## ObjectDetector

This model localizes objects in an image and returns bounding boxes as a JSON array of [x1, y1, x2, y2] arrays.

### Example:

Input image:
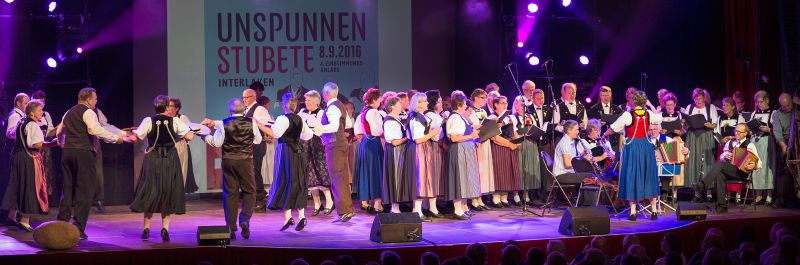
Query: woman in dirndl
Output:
[[299, 91, 335, 216], [382, 95, 413, 214], [682, 88, 718, 188], [512, 96, 541, 204], [267, 93, 314, 231], [424, 90, 446, 217], [750, 90, 776, 205], [604, 90, 662, 221], [468, 89, 494, 211], [354, 88, 385, 213], [487, 96, 521, 207], [168, 98, 199, 193], [1, 100, 55, 232], [405, 93, 443, 222], [130, 95, 194, 241], [444, 93, 481, 220]]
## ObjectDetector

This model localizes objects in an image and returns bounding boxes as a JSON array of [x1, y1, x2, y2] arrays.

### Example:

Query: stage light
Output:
[[517, 42, 524, 48], [527, 3, 538, 13], [579, 55, 589, 65], [46, 57, 57, 68], [76, 47, 83, 54], [562, 0, 571, 7], [4, 0, 14, 4], [48, 1, 57, 12], [528, 56, 540, 66], [585, 98, 592, 104]]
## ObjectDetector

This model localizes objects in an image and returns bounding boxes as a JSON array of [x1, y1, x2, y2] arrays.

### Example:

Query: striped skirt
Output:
[[491, 142, 520, 191], [382, 143, 415, 203], [518, 139, 541, 190], [445, 141, 480, 201], [477, 140, 496, 194], [405, 140, 442, 198]]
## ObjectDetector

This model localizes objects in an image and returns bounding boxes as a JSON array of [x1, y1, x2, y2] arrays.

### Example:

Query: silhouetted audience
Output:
[[467, 243, 488, 265], [421, 252, 441, 265], [381, 250, 401, 265], [525, 247, 546, 265]]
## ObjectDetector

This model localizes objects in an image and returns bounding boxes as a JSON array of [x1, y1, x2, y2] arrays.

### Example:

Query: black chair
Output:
[[725, 172, 756, 212], [540, 151, 589, 210]]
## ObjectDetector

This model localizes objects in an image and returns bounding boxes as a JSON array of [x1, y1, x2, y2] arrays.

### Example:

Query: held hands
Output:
[[759, 125, 770, 133], [704, 122, 717, 129], [722, 136, 733, 144]]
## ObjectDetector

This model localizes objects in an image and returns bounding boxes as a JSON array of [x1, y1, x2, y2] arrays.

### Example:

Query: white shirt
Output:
[[609, 110, 663, 134], [721, 138, 762, 170], [345, 111, 354, 129], [383, 117, 404, 142], [446, 113, 468, 136], [8, 120, 46, 148], [553, 135, 586, 176], [601, 103, 612, 115], [363, 108, 384, 137], [468, 107, 488, 126], [321, 98, 342, 134], [553, 99, 589, 126], [531, 104, 547, 127], [409, 113, 430, 141], [245, 103, 272, 126], [715, 113, 745, 135], [580, 137, 615, 157], [132, 116, 192, 141], [5, 108, 24, 140], [353, 112, 364, 136], [40, 111, 55, 136], [97, 109, 127, 137], [271, 114, 313, 141], [57, 106, 121, 144], [683, 104, 719, 123], [425, 111, 444, 141], [203, 114, 263, 147]]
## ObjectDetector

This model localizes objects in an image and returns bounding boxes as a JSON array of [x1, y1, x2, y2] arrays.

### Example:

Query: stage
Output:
[[1, 199, 799, 265]]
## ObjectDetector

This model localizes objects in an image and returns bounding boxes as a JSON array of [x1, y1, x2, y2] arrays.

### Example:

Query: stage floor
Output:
[[2, 199, 799, 256]]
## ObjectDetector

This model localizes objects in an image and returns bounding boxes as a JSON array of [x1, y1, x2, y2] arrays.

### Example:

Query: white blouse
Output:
[[446, 113, 468, 136], [683, 104, 719, 123], [21, 121, 45, 148], [383, 118, 404, 142], [272, 115, 313, 141], [425, 111, 444, 141], [353, 112, 364, 136], [609, 110, 663, 134], [364, 108, 384, 137], [132, 116, 192, 140], [409, 113, 430, 141]]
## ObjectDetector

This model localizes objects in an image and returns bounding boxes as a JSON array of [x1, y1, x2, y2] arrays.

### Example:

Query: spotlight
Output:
[[4, 0, 14, 4], [527, 3, 538, 13], [562, 0, 571, 7], [517, 42, 524, 48], [585, 98, 592, 104], [528, 56, 540, 66], [76, 47, 83, 54], [46, 57, 57, 68], [579, 55, 589, 65], [48, 1, 57, 12]]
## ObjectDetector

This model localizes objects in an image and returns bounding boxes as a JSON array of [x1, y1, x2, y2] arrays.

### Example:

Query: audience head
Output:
[[771, 222, 788, 244], [501, 244, 522, 265], [381, 250, 401, 265], [589, 236, 609, 253], [289, 258, 309, 265], [441, 259, 460, 265], [466, 243, 487, 265], [335, 255, 356, 265], [421, 252, 440, 265], [456, 256, 474, 265], [739, 247, 758, 265], [736, 225, 756, 245], [620, 253, 642, 265], [780, 235, 799, 265], [663, 252, 683, 265], [627, 244, 648, 264], [660, 232, 681, 254], [585, 247, 608, 265], [622, 234, 641, 253], [702, 247, 727, 265], [320, 260, 335, 265], [701, 230, 724, 252], [525, 247, 545, 265], [545, 252, 567, 265]]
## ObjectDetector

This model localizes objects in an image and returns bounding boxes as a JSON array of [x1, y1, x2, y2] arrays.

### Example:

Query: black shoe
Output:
[[501, 202, 511, 208], [323, 205, 335, 216], [453, 214, 469, 220], [295, 218, 307, 231], [95, 201, 106, 213], [18, 223, 33, 232], [651, 212, 658, 220], [312, 205, 322, 216], [280, 218, 295, 231], [161, 228, 170, 242], [239, 222, 250, 239], [493, 202, 506, 209], [430, 211, 444, 218], [141, 228, 150, 240], [420, 215, 433, 222], [468, 204, 483, 212], [338, 213, 355, 223], [80, 231, 88, 240], [481, 204, 492, 210], [627, 214, 637, 221]]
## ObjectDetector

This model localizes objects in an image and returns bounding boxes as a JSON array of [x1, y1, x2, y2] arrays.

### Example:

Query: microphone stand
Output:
[[539, 60, 562, 216]]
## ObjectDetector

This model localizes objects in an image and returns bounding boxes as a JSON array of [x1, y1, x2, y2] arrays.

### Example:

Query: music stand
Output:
[[572, 158, 619, 216]]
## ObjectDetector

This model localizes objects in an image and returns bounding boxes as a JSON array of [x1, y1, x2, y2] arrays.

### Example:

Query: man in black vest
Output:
[[529, 88, 556, 201], [202, 98, 267, 239], [692, 124, 760, 213], [57, 87, 126, 240], [319, 82, 355, 222], [587, 86, 623, 153], [243, 88, 272, 212]]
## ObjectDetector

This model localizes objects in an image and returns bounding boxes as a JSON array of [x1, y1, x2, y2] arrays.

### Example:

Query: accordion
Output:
[[731, 147, 759, 173], [656, 139, 685, 164]]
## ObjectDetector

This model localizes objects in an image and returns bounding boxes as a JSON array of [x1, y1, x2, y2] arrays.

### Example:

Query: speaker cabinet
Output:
[[369, 213, 422, 243], [676, 202, 707, 221], [558, 206, 610, 236], [197, 226, 231, 246]]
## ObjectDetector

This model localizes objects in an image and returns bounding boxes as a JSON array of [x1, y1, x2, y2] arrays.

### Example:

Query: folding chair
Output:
[[539, 151, 585, 214]]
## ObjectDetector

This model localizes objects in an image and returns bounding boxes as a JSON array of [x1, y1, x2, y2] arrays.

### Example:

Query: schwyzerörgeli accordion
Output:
[[657, 139, 685, 164], [731, 147, 759, 173]]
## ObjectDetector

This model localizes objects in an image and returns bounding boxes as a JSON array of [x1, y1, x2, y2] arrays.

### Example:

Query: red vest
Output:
[[625, 110, 649, 139]]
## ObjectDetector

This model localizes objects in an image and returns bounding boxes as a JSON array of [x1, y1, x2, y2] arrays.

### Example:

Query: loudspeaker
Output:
[[558, 206, 610, 236], [369, 213, 422, 243], [676, 202, 707, 221], [197, 226, 231, 246]]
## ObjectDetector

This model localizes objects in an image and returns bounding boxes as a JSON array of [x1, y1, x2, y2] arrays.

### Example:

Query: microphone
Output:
[[542, 59, 553, 67], [640, 72, 648, 78], [504, 62, 515, 69]]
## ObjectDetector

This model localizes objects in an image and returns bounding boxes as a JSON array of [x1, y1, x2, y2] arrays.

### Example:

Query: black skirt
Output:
[[1, 151, 47, 215], [267, 142, 308, 210], [130, 147, 186, 215]]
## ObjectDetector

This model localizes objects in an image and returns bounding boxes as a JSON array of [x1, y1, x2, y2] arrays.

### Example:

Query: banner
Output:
[[204, 0, 379, 119]]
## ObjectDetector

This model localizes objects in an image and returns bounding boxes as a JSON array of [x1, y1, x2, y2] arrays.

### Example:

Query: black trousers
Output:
[[222, 159, 255, 231], [774, 153, 798, 207], [93, 142, 104, 202], [58, 149, 96, 232], [701, 162, 747, 205], [252, 142, 267, 203]]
